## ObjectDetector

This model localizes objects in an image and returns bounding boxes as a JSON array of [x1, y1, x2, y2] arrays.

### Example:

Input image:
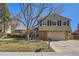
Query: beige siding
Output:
[[39, 26, 71, 32]]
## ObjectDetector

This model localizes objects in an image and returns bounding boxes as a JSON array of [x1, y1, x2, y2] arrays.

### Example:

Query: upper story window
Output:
[[63, 21, 69, 26], [67, 21, 69, 26], [47, 20, 57, 26], [50, 20, 52, 26], [47, 20, 52, 26], [40, 22, 42, 26], [47, 20, 50, 26], [63, 22, 66, 26], [57, 20, 62, 26], [43, 22, 46, 26], [52, 21, 56, 26]]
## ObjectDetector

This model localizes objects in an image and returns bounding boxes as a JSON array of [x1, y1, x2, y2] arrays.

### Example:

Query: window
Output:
[[43, 22, 46, 26], [52, 21, 56, 25], [47, 20, 58, 26], [50, 20, 52, 26], [63, 22, 66, 25], [40, 22, 42, 26], [67, 21, 69, 26], [57, 20, 62, 26], [47, 20, 52, 26], [47, 20, 50, 26], [58, 20, 60, 26]]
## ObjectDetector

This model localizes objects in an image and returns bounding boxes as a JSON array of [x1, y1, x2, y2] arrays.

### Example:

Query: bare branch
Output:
[[53, 5, 64, 14], [11, 14, 27, 29], [32, 8, 53, 27], [31, 4, 48, 27], [19, 4, 28, 25], [17, 3, 64, 40]]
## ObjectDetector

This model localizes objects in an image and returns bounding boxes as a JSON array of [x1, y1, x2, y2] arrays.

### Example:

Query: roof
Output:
[[39, 13, 71, 23], [15, 26, 26, 30], [50, 14, 71, 21]]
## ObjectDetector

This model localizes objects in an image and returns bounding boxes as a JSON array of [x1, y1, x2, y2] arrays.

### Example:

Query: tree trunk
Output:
[[27, 33, 30, 40], [26, 29, 30, 40]]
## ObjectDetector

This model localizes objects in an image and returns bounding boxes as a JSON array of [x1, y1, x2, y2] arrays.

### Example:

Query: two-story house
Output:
[[38, 14, 71, 40]]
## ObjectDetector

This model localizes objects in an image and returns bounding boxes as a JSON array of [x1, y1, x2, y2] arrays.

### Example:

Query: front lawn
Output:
[[0, 39, 54, 52]]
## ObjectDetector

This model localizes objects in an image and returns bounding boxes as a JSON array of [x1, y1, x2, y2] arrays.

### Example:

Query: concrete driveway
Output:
[[50, 40, 79, 52]]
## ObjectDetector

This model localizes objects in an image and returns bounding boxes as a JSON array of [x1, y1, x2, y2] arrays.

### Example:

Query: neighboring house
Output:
[[72, 23, 79, 39], [7, 17, 20, 34], [72, 23, 79, 35], [14, 26, 27, 33], [0, 3, 10, 37], [38, 14, 71, 40]]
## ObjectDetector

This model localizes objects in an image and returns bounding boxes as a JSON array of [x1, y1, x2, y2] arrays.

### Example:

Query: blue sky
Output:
[[7, 3, 79, 32]]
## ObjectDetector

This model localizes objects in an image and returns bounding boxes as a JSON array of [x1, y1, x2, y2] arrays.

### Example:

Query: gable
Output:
[[45, 14, 70, 21], [39, 14, 71, 23]]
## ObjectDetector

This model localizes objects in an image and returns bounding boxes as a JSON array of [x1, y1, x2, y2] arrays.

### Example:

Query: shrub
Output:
[[73, 35, 79, 39], [7, 33, 26, 38]]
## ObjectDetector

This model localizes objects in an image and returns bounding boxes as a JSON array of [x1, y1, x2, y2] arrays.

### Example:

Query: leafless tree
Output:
[[14, 3, 64, 40], [53, 5, 64, 14], [15, 3, 53, 40]]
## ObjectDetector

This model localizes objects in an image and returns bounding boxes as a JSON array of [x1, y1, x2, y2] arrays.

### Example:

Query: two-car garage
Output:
[[39, 31, 67, 41]]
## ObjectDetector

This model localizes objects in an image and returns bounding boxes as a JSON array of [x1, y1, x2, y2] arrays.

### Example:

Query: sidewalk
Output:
[[0, 52, 79, 56]]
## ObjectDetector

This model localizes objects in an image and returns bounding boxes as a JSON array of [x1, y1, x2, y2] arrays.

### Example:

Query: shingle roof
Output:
[[39, 13, 71, 22], [15, 26, 26, 30], [49, 13, 71, 21]]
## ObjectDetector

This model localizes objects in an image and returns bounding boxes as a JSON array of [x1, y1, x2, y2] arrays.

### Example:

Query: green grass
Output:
[[0, 39, 54, 52]]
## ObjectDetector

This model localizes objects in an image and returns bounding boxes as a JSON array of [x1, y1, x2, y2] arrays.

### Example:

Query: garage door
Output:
[[39, 31, 47, 40], [47, 32, 65, 40]]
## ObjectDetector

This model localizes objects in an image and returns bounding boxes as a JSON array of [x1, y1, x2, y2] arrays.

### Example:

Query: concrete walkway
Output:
[[50, 40, 79, 53]]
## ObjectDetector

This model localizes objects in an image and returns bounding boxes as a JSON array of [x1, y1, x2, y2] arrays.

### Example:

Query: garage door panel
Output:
[[39, 31, 47, 40], [47, 32, 65, 40]]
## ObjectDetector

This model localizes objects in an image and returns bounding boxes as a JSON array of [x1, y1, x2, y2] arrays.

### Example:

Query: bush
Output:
[[73, 35, 79, 39], [7, 33, 26, 38]]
